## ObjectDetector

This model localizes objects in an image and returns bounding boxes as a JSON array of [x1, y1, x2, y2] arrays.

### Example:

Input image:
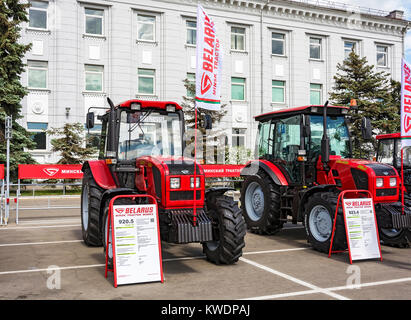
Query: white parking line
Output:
[[239, 257, 350, 300], [17, 219, 80, 225], [0, 224, 81, 230], [0, 240, 83, 247]]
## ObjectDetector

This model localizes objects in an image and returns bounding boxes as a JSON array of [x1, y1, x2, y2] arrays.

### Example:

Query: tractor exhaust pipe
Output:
[[321, 101, 330, 166], [107, 97, 116, 156]]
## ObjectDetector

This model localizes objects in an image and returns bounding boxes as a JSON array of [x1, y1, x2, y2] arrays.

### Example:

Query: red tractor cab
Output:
[[240, 103, 411, 250], [81, 98, 246, 265]]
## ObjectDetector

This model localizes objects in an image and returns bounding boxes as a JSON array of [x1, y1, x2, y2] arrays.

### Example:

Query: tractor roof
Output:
[[255, 105, 349, 122], [376, 132, 401, 140], [117, 99, 183, 110]]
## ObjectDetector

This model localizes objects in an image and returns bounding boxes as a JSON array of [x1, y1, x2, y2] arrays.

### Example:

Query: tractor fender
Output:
[[82, 160, 116, 190], [240, 160, 288, 186], [205, 187, 236, 202], [298, 184, 338, 221], [101, 188, 139, 214]]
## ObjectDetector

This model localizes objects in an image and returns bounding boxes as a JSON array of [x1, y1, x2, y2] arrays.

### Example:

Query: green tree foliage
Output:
[[329, 51, 400, 159], [181, 78, 228, 163], [0, 0, 36, 181], [47, 123, 97, 164]]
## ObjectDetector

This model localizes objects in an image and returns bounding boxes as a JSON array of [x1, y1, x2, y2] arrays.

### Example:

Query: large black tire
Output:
[[81, 168, 104, 246], [240, 170, 283, 235], [376, 204, 410, 248], [203, 195, 246, 264], [304, 192, 347, 253]]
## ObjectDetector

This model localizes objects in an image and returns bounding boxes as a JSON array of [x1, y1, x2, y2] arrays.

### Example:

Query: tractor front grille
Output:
[[376, 189, 397, 197], [170, 191, 201, 201]]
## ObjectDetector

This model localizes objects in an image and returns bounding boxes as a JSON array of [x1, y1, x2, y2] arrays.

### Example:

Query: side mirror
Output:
[[86, 112, 95, 129], [302, 115, 311, 137], [361, 117, 372, 140], [202, 114, 212, 130]]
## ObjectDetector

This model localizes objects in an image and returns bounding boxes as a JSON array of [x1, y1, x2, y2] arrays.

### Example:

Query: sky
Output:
[[341, 0, 411, 62]]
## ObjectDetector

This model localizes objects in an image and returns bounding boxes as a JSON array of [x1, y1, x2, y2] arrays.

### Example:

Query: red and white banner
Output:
[[18, 164, 83, 179], [195, 5, 222, 111], [0, 164, 4, 180], [401, 58, 411, 148], [202, 164, 244, 178]]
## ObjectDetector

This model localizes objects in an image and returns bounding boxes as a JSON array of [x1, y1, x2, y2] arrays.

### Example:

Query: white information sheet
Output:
[[342, 198, 381, 261], [112, 204, 163, 285]]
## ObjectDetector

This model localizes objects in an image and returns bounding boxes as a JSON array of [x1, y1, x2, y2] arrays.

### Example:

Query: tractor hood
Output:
[[136, 156, 203, 176], [329, 157, 400, 203]]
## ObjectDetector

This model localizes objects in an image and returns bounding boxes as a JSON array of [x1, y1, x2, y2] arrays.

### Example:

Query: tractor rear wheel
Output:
[[304, 192, 347, 253], [241, 170, 283, 235], [203, 195, 246, 264], [81, 168, 104, 246]]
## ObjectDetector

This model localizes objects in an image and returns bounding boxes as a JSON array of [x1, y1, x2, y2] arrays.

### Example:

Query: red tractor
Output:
[[376, 132, 411, 245], [81, 98, 246, 264], [240, 102, 411, 251]]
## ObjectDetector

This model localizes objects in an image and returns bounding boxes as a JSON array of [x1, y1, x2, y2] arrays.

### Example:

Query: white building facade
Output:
[[19, 0, 409, 163]]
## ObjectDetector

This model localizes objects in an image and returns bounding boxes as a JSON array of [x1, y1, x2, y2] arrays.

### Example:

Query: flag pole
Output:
[[193, 107, 198, 227], [401, 146, 405, 215]]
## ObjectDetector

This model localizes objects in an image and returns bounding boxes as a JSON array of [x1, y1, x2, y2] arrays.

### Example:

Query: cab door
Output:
[[272, 115, 302, 184]]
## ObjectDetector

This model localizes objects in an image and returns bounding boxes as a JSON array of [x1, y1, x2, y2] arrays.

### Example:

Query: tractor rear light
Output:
[[297, 156, 307, 162], [190, 177, 200, 188], [389, 177, 397, 187], [105, 158, 117, 165], [130, 102, 141, 110], [170, 177, 180, 189], [166, 105, 176, 112], [376, 178, 384, 188]]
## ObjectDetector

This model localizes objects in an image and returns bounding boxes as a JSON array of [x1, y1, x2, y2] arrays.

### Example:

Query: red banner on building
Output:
[[0, 164, 4, 180], [18, 164, 83, 179], [202, 164, 244, 178]]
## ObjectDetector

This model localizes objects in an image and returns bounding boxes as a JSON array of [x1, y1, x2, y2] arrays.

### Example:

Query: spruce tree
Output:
[[181, 78, 228, 163], [46, 123, 98, 164], [0, 0, 36, 181], [329, 51, 399, 159]]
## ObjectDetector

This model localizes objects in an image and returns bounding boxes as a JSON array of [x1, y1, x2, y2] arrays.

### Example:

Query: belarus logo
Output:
[[43, 168, 59, 177], [345, 201, 352, 207], [404, 114, 411, 133], [115, 208, 125, 214], [201, 73, 212, 95]]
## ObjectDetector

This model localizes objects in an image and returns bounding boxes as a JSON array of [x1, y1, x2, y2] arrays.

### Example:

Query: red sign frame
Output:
[[18, 164, 83, 179], [0, 164, 4, 180]]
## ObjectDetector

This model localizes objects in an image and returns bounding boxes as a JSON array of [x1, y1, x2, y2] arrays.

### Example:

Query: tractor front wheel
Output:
[[304, 192, 347, 253], [203, 195, 246, 264]]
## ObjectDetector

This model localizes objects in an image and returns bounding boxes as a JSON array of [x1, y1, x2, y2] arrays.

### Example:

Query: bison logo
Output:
[[43, 168, 59, 177], [115, 208, 125, 214], [200, 73, 212, 95]]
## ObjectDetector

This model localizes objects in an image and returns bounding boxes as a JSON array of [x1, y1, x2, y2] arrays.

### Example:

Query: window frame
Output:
[[310, 83, 323, 105], [138, 68, 156, 95], [84, 8, 104, 36], [230, 26, 246, 51], [137, 14, 156, 42], [272, 80, 286, 104], [232, 128, 246, 148], [344, 41, 357, 59], [376, 45, 389, 67], [84, 64, 104, 93], [231, 77, 246, 101], [309, 37, 322, 60], [272, 32, 285, 56], [27, 60, 48, 89], [28, 1, 48, 30], [186, 20, 197, 46], [186, 72, 195, 98], [27, 122, 48, 151]]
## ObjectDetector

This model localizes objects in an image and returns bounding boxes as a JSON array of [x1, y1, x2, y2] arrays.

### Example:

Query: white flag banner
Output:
[[195, 5, 222, 111], [401, 58, 411, 148]]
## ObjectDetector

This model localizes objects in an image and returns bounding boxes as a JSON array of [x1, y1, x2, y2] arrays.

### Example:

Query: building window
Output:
[[138, 68, 155, 94], [86, 124, 102, 149], [186, 20, 196, 45], [272, 80, 285, 103], [344, 41, 357, 59], [310, 84, 322, 105], [186, 73, 195, 98], [309, 37, 322, 60], [272, 33, 285, 55], [137, 14, 155, 41], [85, 65, 104, 92], [29, 1, 48, 30], [231, 26, 245, 51], [28, 60, 48, 89], [85, 8, 103, 35], [377, 45, 388, 67], [232, 128, 246, 147], [27, 122, 48, 150], [231, 77, 245, 101]]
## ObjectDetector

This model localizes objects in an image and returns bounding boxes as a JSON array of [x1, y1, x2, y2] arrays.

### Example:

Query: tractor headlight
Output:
[[389, 177, 397, 187], [170, 177, 180, 189], [376, 178, 384, 188], [190, 177, 200, 188], [130, 102, 141, 110], [166, 104, 176, 112]]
